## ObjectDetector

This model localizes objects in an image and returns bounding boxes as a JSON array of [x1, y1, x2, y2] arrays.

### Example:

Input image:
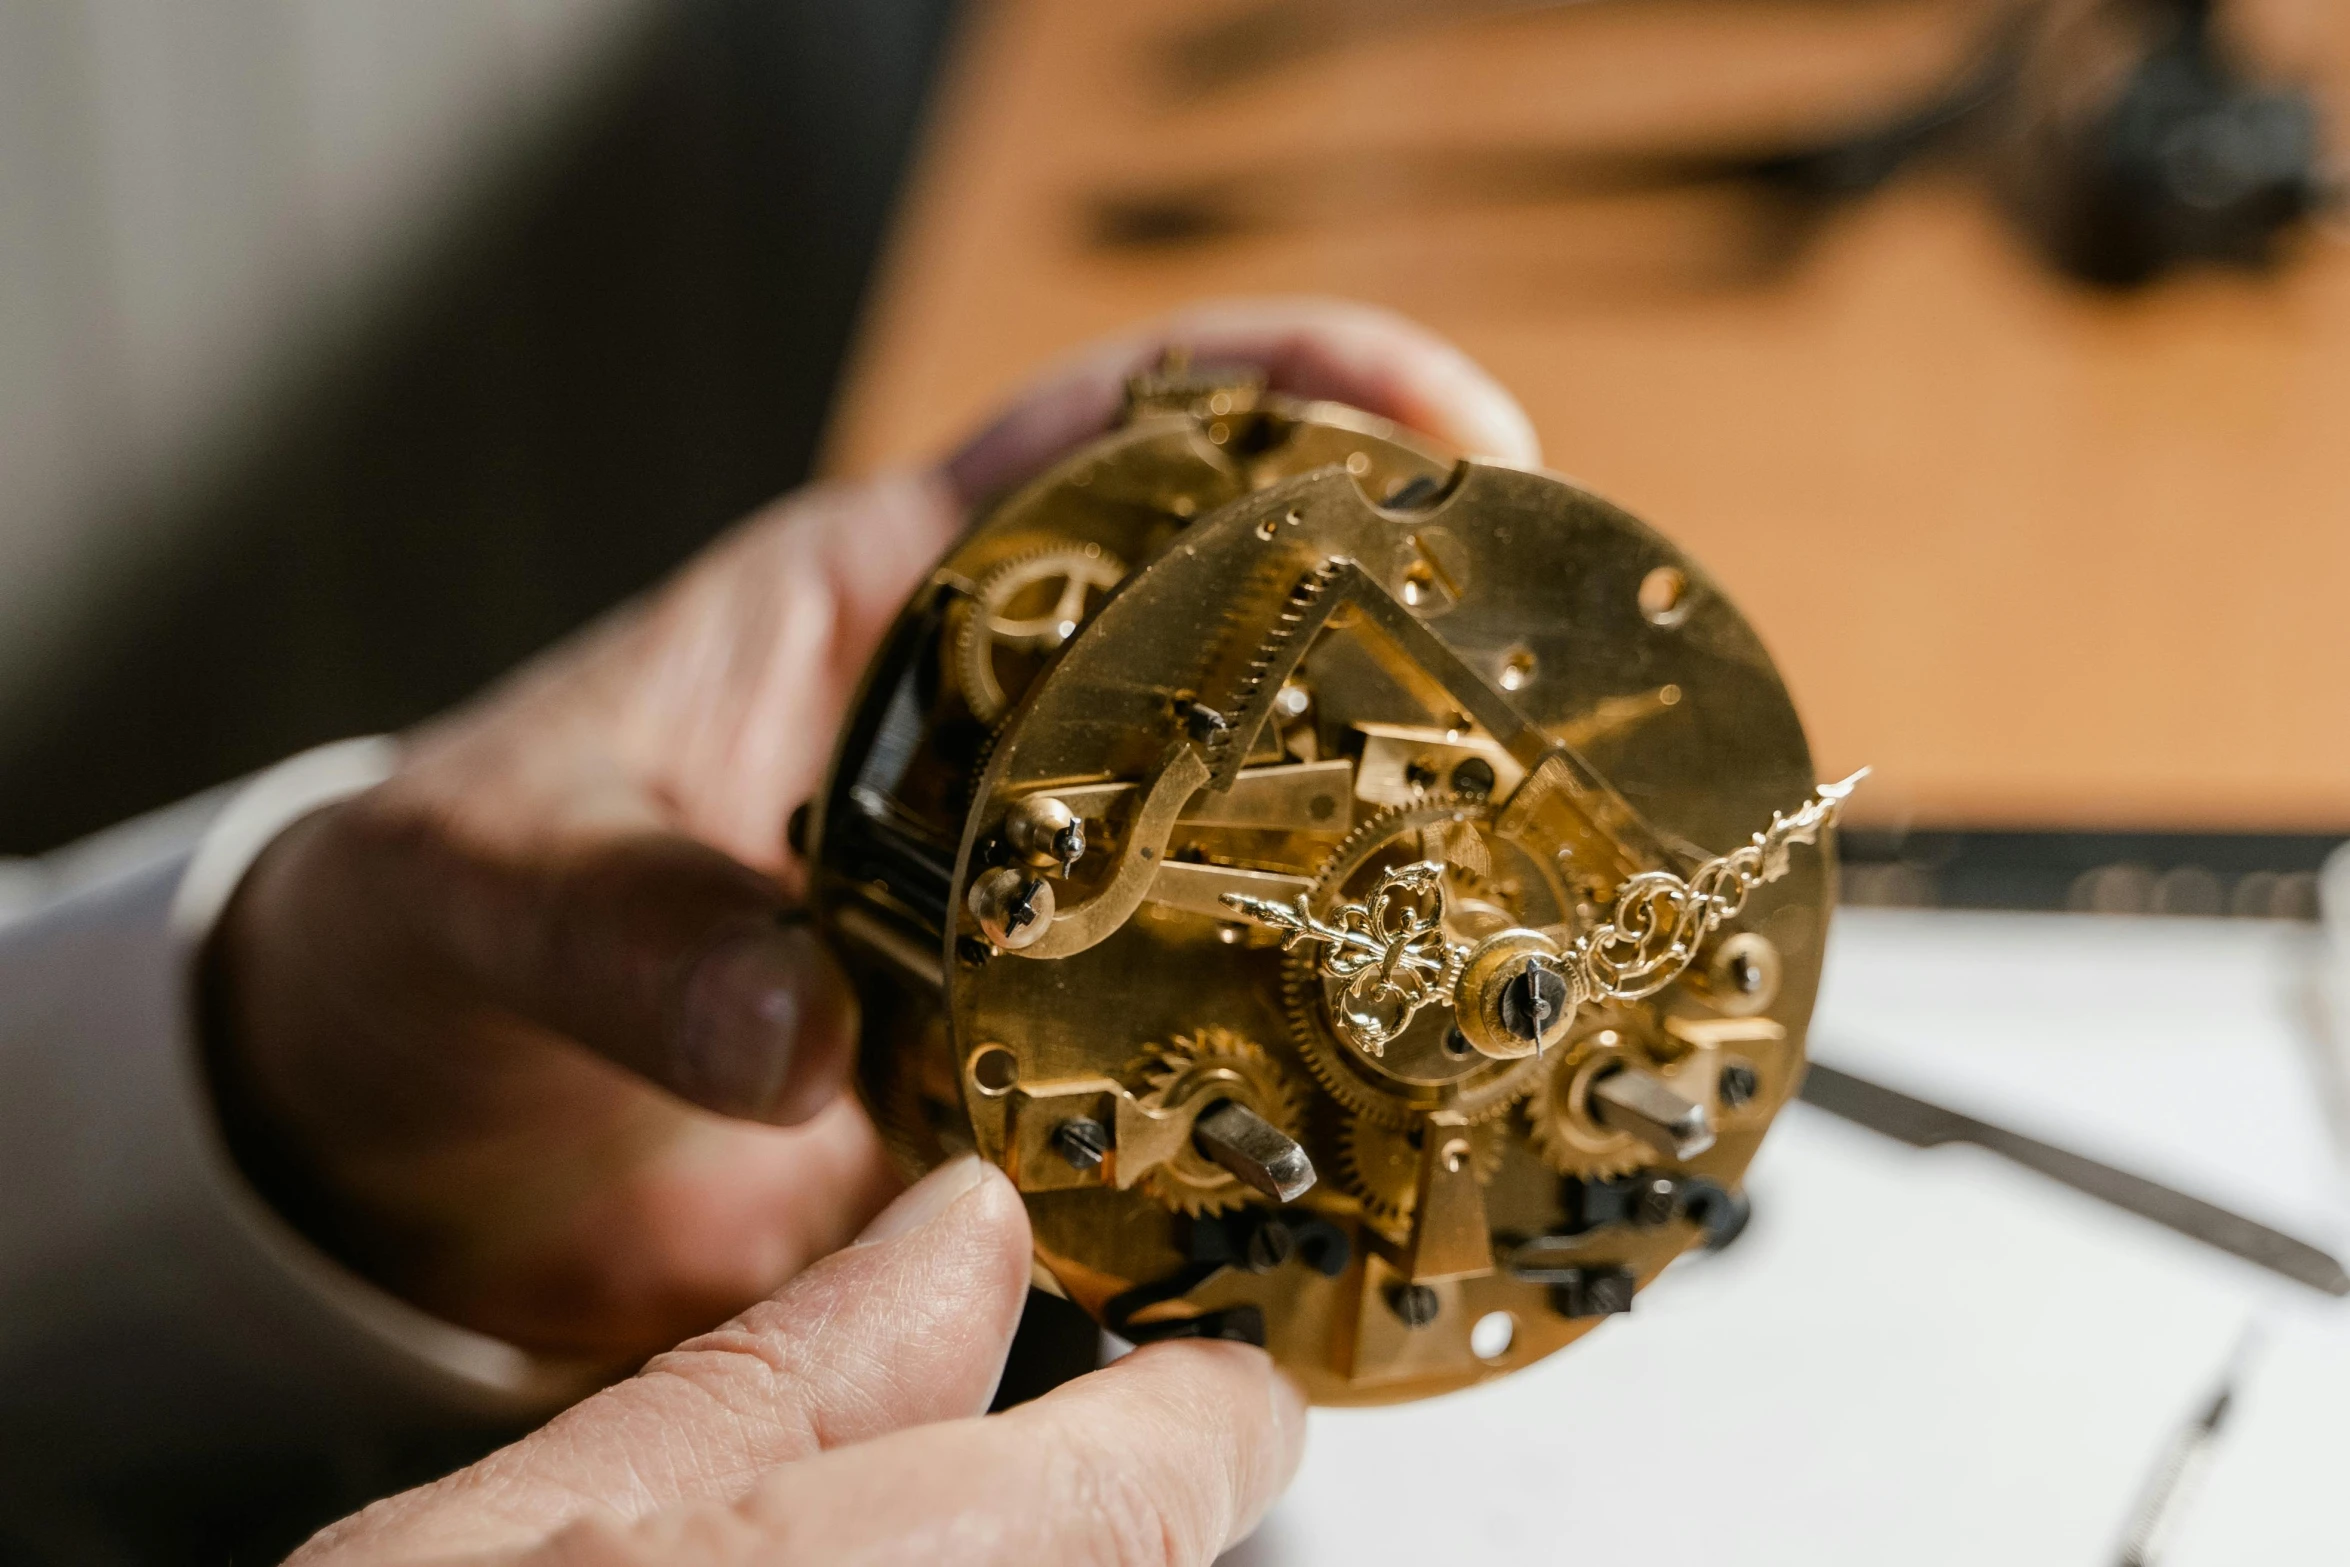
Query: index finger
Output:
[[944, 295, 1540, 505]]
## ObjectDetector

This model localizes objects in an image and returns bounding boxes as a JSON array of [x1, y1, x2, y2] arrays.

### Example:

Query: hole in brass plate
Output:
[[969, 1043, 1018, 1096], [1638, 565, 1688, 626], [1399, 559, 1438, 607]]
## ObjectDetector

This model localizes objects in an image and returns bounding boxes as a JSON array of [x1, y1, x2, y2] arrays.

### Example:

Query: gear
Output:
[[1524, 1014, 1652, 1180], [1281, 797, 1551, 1128], [1130, 1027, 1305, 1217], [953, 542, 1127, 723], [1338, 1113, 1504, 1235]]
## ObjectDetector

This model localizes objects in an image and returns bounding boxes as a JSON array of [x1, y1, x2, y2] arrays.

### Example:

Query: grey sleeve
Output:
[[0, 741, 593, 1555]]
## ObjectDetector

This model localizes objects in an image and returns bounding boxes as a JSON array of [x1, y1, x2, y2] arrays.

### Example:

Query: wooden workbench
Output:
[[826, 0, 2347, 831]]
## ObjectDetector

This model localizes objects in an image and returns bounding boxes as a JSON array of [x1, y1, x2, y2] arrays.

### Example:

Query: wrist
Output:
[[170, 739, 403, 1289], [197, 801, 391, 1278]]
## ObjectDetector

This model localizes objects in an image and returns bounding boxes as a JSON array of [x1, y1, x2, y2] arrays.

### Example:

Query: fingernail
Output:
[[855, 1154, 994, 1247], [1442, 364, 1541, 468], [675, 925, 848, 1120]]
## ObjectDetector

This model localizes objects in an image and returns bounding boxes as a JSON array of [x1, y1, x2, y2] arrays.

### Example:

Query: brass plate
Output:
[[811, 380, 1836, 1404]]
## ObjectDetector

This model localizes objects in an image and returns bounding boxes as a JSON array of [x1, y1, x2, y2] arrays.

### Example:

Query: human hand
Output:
[[292, 1157, 1308, 1566], [205, 298, 1540, 1360]]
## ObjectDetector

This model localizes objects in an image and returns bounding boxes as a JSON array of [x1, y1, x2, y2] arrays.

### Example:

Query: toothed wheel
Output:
[[1338, 1114, 1505, 1236], [1130, 1028, 1304, 1217], [1282, 797, 1557, 1128], [952, 542, 1127, 723], [816, 388, 1843, 1406], [1524, 1014, 1651, 1180]]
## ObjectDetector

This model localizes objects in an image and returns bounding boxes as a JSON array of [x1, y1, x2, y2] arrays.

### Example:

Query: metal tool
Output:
[[2112, 1324, 2263, 1567], [1801, 1061, 2350, 1296]]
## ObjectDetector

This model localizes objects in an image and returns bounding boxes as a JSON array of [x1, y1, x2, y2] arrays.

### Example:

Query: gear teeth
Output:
[[1523, 1021, 1651, 1180], [953, 540, 1127, 724], [1280, 795, 1546, 1129], [1129, 1028, 1306, 1217], [1338, 1114, 1503, 1235], [1202, 559, 1344, 765]]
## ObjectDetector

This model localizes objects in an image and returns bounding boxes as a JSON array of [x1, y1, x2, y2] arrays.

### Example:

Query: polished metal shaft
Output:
[[1194, 1100, 1317, 1203], [1591, 1068, 1716, 1160]]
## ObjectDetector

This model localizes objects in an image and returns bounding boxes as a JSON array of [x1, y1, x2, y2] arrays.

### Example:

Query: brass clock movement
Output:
[[807, 364, 1857, 1404]]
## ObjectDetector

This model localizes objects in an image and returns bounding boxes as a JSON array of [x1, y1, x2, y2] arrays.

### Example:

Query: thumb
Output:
[[312, 785, 861, 1124], [292, 1156, 1034, 1564], [472, 827, 861, 1126]]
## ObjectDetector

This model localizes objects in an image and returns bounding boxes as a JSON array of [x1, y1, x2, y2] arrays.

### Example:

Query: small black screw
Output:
[[1242, 1218, 1295, 1274], [1552, 1265, 1636, 1320], [1633, 1175, 1678, 1228], [1184, 702, 1232, 743], [1442, 1026, 1474, 1060], [1388, 1282, 1442, 1328], [1498, 963, 1570, 1043], [1052, 1117, 1111, 1171], [1719, 1061, 1760, 1109], [1004, 877, 1047, 935]]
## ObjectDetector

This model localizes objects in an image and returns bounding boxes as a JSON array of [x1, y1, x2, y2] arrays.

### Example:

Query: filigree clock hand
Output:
[[1224, 771, 1867, 1059]]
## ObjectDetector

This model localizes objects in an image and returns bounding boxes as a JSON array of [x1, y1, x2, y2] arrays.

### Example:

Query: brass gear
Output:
[[1524, 1013, 1651, 1180], [1338, 1113, 1505, 1236], [1130, 1027, 1305, 1217], [1282, 797, 1552, 1128], [952, 542, 1127, 723]]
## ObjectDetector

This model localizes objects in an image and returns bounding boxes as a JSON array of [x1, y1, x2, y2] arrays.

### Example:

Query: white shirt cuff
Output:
[[169, 737, 608, 1410], [0, 738, 601, 1493]]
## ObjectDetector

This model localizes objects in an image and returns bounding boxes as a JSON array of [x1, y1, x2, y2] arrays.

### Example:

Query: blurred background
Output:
[[0, 0, 954, 860], [6, 0, 2347, 918], [6, 2, 2350, 1563]]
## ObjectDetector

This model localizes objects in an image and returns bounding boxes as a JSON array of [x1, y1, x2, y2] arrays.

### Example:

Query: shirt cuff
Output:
[[0, 737, 599, 1497], [169, 737, 609, 1412]]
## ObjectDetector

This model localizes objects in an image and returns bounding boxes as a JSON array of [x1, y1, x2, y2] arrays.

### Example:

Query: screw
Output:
[[1632, 1175, 1678, 1227], [1719, 1060, 1760, 1109], [1553, 1265, 1636, 1319], [1242, 1217, 1295, 1274], [1498, 962, 1570, 1044], [1184, 702, 1232, 743], [1004, 796, 1086, 875], [1706, 932, 1781, 1011], [966, 867, 1055, 950], [1388, 1282, 1442, 1328], [1052, 1117, 1110, 1171]]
